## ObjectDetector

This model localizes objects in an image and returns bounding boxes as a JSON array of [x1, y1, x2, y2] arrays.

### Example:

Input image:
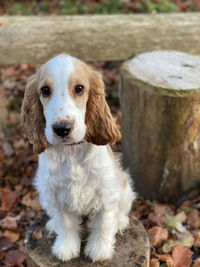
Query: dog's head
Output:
[[21, 55, 121, 153]]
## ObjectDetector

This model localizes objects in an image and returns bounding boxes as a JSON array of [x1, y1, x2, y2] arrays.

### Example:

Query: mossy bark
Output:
[[120, 51, 200, 202], [0, 14, 200, 63], [0, 84, 8, 131]]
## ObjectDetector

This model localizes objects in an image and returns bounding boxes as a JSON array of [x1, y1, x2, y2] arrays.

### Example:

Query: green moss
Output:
[[145, 0, 178, 13]]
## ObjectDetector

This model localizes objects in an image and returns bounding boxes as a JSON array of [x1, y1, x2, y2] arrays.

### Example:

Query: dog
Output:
[[21, 55, 135, 262]]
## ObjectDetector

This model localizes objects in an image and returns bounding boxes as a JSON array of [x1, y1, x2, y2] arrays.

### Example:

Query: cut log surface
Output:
[[25, 213, 150, 267], [1, 14, 200, 63], [120, 50, 200, 202]]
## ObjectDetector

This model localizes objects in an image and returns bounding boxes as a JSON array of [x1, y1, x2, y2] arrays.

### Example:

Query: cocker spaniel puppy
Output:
[[21, 55, 135, 262]]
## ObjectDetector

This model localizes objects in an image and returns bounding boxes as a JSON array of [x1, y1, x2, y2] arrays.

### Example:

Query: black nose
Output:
[[53, 122, 72, 137]]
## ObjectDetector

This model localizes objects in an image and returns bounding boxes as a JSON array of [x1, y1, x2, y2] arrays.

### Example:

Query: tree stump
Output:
[[25, 212, 150, 267], [120, 50, 200, 203], [0, 84, 8, 131]]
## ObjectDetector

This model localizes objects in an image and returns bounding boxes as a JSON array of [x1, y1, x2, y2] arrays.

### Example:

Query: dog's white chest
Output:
[[51, 159, 102, 215]]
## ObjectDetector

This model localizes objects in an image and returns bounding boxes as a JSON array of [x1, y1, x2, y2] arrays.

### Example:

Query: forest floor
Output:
[[0, 0, 200, 266], [0, 62, 200, 267]]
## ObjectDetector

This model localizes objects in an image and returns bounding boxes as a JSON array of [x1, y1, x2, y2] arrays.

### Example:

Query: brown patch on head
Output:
[[21, 61, 54, 154], [67, 58, 121, 145], [21, 71, 47, 154]]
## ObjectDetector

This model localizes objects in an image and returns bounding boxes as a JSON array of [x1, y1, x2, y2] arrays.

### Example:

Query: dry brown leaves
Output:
[[32, 229, 43, 241], [1, 192, 19, 211], [148, 226, 169, 247], [150, 258, 159, 267], [4, 249, 26, 266], [172, 245, 193, 267], [134, 197, 200, 266], [1, 62, 200, 266], [193, 258, 200, 267], [148, 202, 175, 226], [187, 209, 200, 229]]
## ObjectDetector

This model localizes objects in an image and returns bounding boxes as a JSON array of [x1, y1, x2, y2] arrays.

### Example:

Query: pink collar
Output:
[[65, 140, 84, 146]]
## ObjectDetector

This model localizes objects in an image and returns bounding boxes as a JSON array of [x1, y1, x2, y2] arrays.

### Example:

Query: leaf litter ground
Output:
[[0, 62, 200, 267]]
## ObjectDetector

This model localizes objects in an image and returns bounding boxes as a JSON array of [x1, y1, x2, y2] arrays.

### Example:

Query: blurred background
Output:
[[1, 0, 200, 14], [0, 1, 200, 266]]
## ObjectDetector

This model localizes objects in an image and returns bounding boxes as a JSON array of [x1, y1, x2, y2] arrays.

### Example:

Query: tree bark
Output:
[[120, 50, 200, 203], [25, 213, 150, 267], [0, 83, 8, 131], [0, 14, 200, 64]]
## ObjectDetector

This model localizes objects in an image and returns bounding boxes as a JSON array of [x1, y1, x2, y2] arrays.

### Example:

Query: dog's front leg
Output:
[[52, 211, 81, 262], [85, 209, 118, 262]]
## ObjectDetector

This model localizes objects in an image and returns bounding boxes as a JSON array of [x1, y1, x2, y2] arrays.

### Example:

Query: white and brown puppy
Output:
[[21, 55, 135, 262]]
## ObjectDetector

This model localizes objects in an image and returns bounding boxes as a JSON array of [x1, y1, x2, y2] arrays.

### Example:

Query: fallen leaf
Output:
[[4, 230, 20, 243], [172, 245, 193, 267], [1, 216, 18, 231], [150, 258, 159, 267], [154, 202, 174, 216], [187, 209, 200, 229], [148, 212, 164, 226], [1, 192, 19, 211], [165, 215, 186, 233], [134, 203, 151, 220], [156, 254, 174, 267], [192, 230, 200, 247], [193, 258, 200, 267], [180, 201, 191, 210], [2, 142, 14, 156], [21, 193, 41, 211], [148, 202, 175, 227], [0, 210, 7, 220], [176, 211, 187, 224], [4, 250, 26, 266], [32, 229, 43, 240], [162, 232, 194, 253], [16, 238, 24, 247], [148, 226, 169, 247], [0, 237, 15, 251]]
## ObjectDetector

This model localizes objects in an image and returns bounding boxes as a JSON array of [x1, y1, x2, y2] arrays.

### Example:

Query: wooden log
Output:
[[1, 14, 200, 64], [120, 50, 200, 203], [25, 212, 150, 267]]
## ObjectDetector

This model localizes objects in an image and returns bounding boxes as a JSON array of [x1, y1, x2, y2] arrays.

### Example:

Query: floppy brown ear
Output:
[[21, 74, 47, 154], [85, 70, 121, 145]]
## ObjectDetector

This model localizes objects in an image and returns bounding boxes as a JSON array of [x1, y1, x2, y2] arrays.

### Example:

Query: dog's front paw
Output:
[[52, 236, 80, 262], [118, 214, 130, 234], [84, 239, 114, 262]]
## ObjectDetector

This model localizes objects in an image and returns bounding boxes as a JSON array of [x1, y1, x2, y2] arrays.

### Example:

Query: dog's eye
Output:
[[41, 86, 50, 98], [74, 85, 84, 95]]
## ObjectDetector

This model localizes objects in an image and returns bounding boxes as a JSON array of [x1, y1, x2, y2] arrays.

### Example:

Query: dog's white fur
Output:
[[22, 55, 136, 262]]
